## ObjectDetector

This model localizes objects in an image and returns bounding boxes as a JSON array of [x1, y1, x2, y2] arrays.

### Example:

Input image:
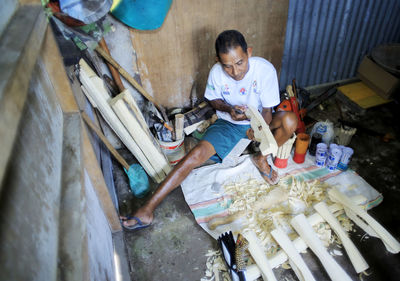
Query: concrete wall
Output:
[[0, 59, 63, 281], [0, 7, 120, 280], [0, 0, 18, 36]]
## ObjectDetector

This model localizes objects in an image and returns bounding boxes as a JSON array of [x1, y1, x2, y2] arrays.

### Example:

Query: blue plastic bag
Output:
[[124, 164, 149, 198], [111, 0, 173, 30]]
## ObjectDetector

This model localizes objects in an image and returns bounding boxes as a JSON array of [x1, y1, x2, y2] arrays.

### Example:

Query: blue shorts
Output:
[[201, 119, 250, 162]]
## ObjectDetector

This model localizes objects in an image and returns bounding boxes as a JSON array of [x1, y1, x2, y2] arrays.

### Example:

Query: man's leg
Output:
[[253, 111, 298, 184], [122, 140, 217, 227]]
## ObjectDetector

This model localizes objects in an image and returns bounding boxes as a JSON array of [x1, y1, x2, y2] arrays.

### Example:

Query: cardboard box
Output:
[[357, 56, 400, 99]]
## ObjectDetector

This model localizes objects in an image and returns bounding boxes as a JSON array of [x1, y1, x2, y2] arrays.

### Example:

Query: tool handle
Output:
[[150, 112, 173, 132], [95, 46, 161, 110], [98, 38, 125, 93], [82, 112, 131, 170]]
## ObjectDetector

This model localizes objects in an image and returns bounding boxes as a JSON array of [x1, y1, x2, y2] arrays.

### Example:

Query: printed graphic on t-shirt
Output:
[[252, 80, 259, 94], [207, 83, 215, 91], [239, 88, 247, 95], [222, 84, 230, 95]]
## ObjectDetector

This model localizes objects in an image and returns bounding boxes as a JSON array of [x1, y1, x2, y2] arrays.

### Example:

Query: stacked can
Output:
[[337, 147, 354, 170], [315, 143, 328, 167], [326, 145, 343, 171]]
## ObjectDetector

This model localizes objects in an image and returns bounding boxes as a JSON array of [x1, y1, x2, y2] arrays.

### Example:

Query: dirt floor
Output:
[[114, 92, 400, 281]]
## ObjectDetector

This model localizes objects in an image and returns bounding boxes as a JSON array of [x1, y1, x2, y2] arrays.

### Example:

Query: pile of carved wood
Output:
[[216, 179, 400, 281], [79, 59, 171, 183]]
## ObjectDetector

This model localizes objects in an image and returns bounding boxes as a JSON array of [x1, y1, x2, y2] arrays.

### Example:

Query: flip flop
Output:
[[121, 216, 151, 231], [259, 168, 280, 185], [251, 155, 280, 185]]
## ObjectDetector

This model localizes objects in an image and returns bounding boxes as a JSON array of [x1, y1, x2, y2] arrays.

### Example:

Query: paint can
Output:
[[337, 147, 354, 170], [159, 138, 185, 165], [316, 143, 328, 157], [315, 155, 327, 167], [326, 146, 342, 171], [315, 143, 328, 167]]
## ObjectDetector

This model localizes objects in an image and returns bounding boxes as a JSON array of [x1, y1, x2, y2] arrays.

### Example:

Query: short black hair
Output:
[[215, 30, 248, 59]]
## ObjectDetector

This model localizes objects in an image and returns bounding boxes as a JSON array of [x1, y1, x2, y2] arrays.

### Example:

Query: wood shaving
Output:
[[201, 250, 231, 281], [217, 176, 356, 272]]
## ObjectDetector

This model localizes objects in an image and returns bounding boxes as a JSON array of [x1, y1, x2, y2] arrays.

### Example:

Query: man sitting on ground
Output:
[[121, 30, 297, 230]]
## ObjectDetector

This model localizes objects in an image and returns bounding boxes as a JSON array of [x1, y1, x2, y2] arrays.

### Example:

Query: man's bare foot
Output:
[[251, 154, 280, 185], [120, 207, 153, 228]]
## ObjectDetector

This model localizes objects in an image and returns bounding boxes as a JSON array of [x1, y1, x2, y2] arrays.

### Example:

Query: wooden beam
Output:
[[81, 120, 122, 232], [174, 114, 184, 140]]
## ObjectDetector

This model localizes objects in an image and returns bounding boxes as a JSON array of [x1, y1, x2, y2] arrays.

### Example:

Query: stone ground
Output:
[[114, 91, 400, 281]]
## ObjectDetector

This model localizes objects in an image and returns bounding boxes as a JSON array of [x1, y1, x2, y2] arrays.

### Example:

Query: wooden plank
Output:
[[79, 59, 163, 183], [110, 94, 171, 176], [130, 0, 289, 108], [0, 5, 47, 187], [122, 89, 153, 140], [174, 114, 184, 140], [41, 27, 79, 113], [82, 112, 130, 171], [81, 121, 122, 232]]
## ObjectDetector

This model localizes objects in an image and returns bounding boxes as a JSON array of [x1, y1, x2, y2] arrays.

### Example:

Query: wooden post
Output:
[[174, 114, 184, 140]]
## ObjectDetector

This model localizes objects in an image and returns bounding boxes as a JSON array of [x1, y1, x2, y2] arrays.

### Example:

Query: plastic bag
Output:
[[124, 164, 149, 198], [310, 120, 335, 145]]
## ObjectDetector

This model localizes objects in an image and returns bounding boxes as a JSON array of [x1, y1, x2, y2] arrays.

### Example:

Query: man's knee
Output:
[[186, 140, 215, 166], [282, 111, 298, 134]]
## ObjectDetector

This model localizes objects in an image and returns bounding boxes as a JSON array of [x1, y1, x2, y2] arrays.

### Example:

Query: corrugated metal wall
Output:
[[279, 0, 400, 90]]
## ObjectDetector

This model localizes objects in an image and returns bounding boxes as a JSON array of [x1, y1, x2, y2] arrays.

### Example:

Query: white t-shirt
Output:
[[204, 57, 280, 125]]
